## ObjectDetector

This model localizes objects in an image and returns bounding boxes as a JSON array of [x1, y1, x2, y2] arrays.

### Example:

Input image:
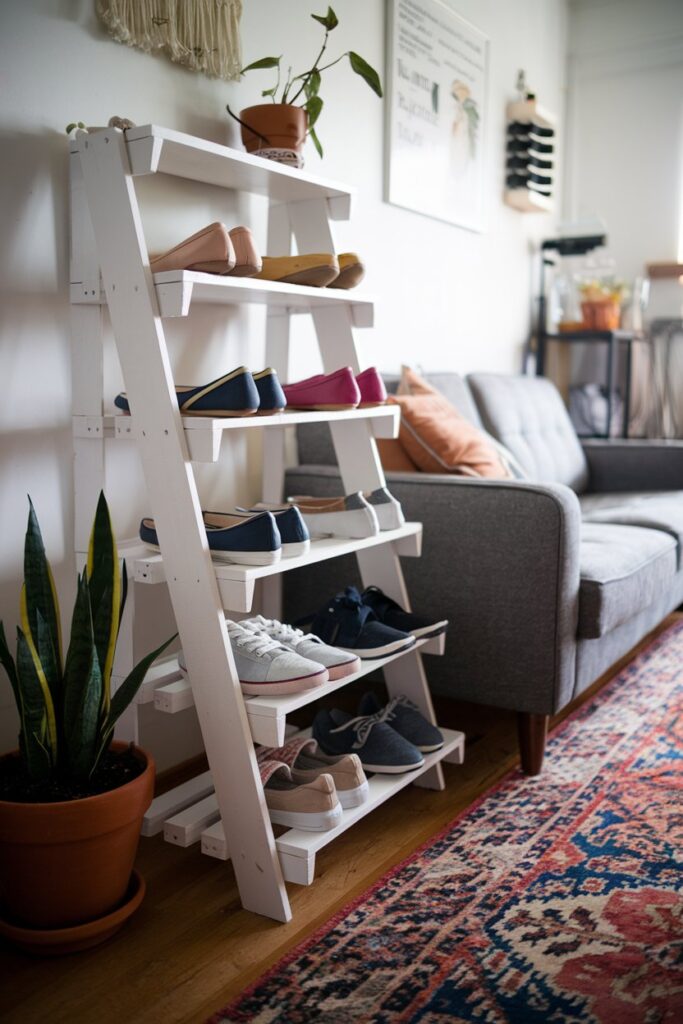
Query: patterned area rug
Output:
[[212, 620, 683, 1023]]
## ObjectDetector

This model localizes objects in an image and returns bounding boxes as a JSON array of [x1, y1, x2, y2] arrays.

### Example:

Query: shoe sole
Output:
[[338, 637, 416, 659], [417, 742, 444, 753], [360, 760, 425, 774], [325, 657, 361, 680], [411, 622, 449, 639], [285, 403, 360, 411], [268, 803, 343, 831], [281, 540, 311, 558], [337, 781, 369, 808], [141, 542, 280, 566], [179, 663, 328, 695]]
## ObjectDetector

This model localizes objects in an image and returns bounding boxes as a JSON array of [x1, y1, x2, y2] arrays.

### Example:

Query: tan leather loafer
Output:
[[255, 253, 340, 287]]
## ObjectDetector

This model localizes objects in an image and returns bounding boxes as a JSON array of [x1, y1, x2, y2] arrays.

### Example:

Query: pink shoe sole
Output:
[[240, 670, 328, 695], [326, 658, 362, 681]]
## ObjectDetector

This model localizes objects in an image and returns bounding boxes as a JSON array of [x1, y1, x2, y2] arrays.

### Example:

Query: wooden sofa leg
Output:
[[517, 712, 549, 776]]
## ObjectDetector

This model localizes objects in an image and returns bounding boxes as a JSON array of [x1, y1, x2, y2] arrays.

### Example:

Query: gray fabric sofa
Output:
[[282, 373, 683, 773]]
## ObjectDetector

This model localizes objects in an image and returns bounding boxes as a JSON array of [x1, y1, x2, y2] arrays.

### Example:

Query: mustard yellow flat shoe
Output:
[[329, 252, 365, 290], [255, 254, 340, 288]]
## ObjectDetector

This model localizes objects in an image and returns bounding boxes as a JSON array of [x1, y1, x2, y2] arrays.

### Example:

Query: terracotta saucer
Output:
[[0, 869, 145, 956]]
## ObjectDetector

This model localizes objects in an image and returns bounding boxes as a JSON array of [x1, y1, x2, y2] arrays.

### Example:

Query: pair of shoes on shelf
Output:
[[151, 222, 262, 277], [140, 506, 309, 566], [257, 737, 368, 831], [298, 585, 448, 659], [313, 692, 444, 774], [283, 366, 386, 410], [178, 616, 359, 695], [286, 487, 404, 539], [256, 252, 364, 290], [115, 366, 286, 418]]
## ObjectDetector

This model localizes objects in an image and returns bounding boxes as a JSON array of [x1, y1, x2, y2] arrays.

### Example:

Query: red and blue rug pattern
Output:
[[213, 620, 683, 1023]]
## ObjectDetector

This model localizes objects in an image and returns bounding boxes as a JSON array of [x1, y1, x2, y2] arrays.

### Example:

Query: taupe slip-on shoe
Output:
[[257, 738, 369, 810], [150, 221, 237, 275], [258, 756, 342, 831]]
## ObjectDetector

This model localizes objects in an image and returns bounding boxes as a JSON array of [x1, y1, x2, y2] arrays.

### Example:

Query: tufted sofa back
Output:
[[467, 373, 589, 492]]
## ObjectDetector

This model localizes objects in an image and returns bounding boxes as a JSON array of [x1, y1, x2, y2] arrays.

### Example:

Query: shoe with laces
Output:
[[298, 586, 415, 659], [312, 707, 424, 774], [177, 620, 328, 695], [358, 692, 444, 752], [257, 754, 342, 830], [361, 586, 448, 640], [242, 615, 360, 680], [256, 737, 368, 809]]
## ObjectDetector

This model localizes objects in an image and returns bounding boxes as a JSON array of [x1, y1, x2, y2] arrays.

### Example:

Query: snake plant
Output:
[[0, 493, 175, 785]]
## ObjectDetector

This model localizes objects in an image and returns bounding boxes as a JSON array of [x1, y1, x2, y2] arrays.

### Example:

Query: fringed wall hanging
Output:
[[97, 0, 243, 81]]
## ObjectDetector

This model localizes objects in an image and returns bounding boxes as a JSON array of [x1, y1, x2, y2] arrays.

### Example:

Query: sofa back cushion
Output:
[[468, 373, 590, 492]]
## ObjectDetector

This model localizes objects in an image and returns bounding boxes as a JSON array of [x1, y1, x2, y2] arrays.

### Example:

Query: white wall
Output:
[[0, 0, 567, 763]]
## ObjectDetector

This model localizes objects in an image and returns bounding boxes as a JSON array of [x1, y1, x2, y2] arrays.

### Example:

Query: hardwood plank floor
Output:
[[1, 615, 677, 1024]]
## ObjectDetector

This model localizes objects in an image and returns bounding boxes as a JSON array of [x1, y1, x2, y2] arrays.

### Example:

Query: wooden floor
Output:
[[1, 616, 676, 1024]]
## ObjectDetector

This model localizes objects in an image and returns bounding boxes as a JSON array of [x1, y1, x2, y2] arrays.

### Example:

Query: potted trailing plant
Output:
[[228, 5, 382, 162], [0, 493, 174, 954]]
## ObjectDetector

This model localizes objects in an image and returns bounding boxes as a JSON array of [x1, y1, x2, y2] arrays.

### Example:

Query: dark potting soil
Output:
[[0, 745, 145, 803]]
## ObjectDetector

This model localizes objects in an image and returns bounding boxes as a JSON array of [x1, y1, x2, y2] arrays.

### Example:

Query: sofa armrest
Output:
[[583, 440, 683, 493], [283, 465, 582, 716]]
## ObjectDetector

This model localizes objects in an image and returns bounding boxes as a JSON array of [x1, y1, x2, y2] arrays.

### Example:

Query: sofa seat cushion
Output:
[[579, 523, 677, 639], [580, 491, 683, 567]]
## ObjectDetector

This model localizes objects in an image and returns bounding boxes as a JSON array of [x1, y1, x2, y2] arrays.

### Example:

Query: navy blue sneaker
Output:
[[139, 510, 281, 565], [236, 504, 310, 558], [115, 366, 259, 417], [312, 707, 424, 774], [298, 586, 415, 659], [252, 368, 287, 414], [361, 586, 448, 640], [358, 692, 444, 753]]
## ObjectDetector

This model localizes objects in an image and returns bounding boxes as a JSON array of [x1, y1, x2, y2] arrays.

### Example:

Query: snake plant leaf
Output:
[[63, 573, 103, 777], [23, 498, 62, 701], [311, 7, 338, 31], [87, 492, 120, 715], [118, 559, 128, 639], [0, 621, 20, 710], [309, 125, 323, 158], [241, 56, 281, 73], [16, 627, 54, 779], [91, 633, 177, 775], [304, 95, 323, 130], [19, 585, 58, 758], [348, 52, 383, 97]]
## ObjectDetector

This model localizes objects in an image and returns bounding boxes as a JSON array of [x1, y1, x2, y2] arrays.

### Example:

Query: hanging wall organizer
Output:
[[505, 96, 556, 213]]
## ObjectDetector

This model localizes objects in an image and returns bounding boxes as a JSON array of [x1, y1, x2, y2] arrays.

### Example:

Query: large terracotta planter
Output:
[[0, 742, 154, 931], [239, 103, 307, 155]]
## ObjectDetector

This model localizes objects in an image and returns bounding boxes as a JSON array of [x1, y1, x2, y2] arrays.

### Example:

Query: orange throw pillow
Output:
[[376, 438, 418, 472], [397, 365, 437, 396], [388, 393, 512, 478]]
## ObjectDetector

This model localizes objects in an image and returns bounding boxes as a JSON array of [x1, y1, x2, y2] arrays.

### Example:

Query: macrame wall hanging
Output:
[[98, 0, 243, 81]]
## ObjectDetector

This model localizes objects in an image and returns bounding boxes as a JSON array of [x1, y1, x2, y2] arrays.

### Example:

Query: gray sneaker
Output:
[[242, 615, 361, 680], [178, 619, 328, 695]]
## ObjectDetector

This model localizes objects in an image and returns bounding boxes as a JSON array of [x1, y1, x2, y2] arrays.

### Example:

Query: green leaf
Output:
[[241, 56, 281, 73], [63, 574, 102, 779], [86, 492, 120, 714], [16, 628, 53, 780], [0, 621, 20, 711], [261, 87, 277, 98], [304, 70, 321, 98], [348, 52, 383, 97], [304, 95, 323, 130], [311, 6, 338, 30], [66, 123, 77, 134], [23, 499, 62, 704], [309, 125, 324, 159]]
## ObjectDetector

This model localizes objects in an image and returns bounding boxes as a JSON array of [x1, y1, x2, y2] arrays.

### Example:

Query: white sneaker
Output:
[[178, 620, 328, 695], [242, 615, 361, 680], [365, 487, 405, 531], [287, 492, 379, 539]]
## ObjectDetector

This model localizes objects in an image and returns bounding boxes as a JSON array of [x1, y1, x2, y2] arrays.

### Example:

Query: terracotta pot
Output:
[[581, 299, 620, 331], [239, 103, 307, 154], [0, 742, 154, 930]]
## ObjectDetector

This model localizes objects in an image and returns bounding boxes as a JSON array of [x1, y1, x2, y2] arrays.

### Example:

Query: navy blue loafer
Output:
[[358, 692, 444, 752], [234, 504, 310, 557], [312, 707, 424, 774], [115, 366, 260, 417], [297, 586, 415, 659], [139, 510, 281, 565], [252, 368, 287, 414]]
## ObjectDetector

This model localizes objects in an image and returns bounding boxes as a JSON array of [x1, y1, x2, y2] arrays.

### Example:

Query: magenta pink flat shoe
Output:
[[283, 367, 361, 411], [356, 367, 387, 407]]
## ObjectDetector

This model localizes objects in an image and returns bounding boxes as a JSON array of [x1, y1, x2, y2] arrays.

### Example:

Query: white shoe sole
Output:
[[340, 637, 416, 659], [179, 663, 328, 695], [281, 539, 311, 558], [142, 541, 280, 566], [374, 507, 406, 531], [268, 802, 343, 832], [360, 760, 425, 774], [337, 780, 369, 808], [325, 657, 361, 680], [412, 622, 449, 639], [417, 742, 444, 753]]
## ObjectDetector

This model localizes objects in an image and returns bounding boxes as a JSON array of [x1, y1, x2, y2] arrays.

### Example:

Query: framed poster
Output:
[[385, 0, 489, 231]]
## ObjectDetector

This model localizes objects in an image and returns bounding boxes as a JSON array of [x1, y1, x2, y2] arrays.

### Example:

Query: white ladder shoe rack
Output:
[[70, 125, 464, 922]]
